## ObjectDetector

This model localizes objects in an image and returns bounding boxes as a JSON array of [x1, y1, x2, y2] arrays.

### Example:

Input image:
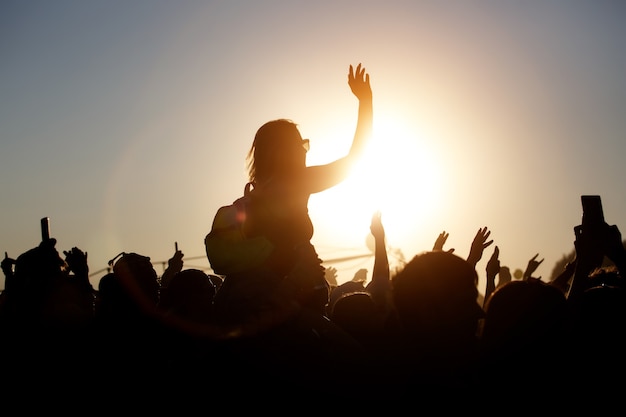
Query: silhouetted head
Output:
[[96, 272, 133, 315], [585, 265, 624, 290], [570, 266, 626, 349], [329, 291, 377, 339], [481, 279, 569, 351], [247, 119, 308, 184], [97, 272, 120, 298], [109, 252, 159, 312], [567, 282, 626, 398], [479, 278, 572, 396], [163, 269, 216, 324], [392, 251, 483, 344]]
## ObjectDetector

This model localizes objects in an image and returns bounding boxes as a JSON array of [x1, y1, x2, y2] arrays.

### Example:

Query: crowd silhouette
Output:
[[1, 64, 625, 408]]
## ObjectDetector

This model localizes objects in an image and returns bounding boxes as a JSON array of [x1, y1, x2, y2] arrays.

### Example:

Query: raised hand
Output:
[[324, 266, 338, 288], [484, 246, 500, 306], [523, 253, 544, 280], [167, 249, 184, 274], [366, 210, 392, 314], [1, 251, 15, 278], [486, 246, 501, 280], [161, 247, 184, 288], [369, 210, 389, 285], [348, 63, 372, 102], [498, 266, 512, 287], [63, 247, 89, 278], [467, 227, 494, 268], [433, 231, 455, 253], [370, 210, 385, 240]]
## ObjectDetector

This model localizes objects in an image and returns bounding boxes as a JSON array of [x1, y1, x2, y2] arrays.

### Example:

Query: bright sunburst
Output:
[[310, 112, 446, 259]]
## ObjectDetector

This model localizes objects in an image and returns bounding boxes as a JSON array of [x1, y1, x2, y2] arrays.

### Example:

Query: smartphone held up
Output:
[[578, 195, 609, 239], [581, 195, 605, 227], [41, 217, 50, 242]]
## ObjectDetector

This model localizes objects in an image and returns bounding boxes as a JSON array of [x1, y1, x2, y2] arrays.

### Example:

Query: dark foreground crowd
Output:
[[1, 210, 625, 410]]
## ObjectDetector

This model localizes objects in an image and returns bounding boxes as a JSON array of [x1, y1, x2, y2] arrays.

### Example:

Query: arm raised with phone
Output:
[[567, 195, 626, 300]]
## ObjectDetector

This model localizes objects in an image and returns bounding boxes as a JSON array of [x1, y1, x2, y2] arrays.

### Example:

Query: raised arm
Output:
[[567, 225, 604, 300], [369, 210, 389, 286], [2, 251, 16, 292], [160, 247, 184, 289], [568, 222, 626, 300], [346, 63, 373, 162], [484, 246, 500, 307], [365, 211, 392, 314], [2, 251, 15, 280], [467, 227, 494, 269], [306, 63, 373, 193]]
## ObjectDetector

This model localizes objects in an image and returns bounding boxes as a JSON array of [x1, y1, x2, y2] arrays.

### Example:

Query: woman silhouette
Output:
[[206, 64, 373, 320], [243, 63, 373, 281]]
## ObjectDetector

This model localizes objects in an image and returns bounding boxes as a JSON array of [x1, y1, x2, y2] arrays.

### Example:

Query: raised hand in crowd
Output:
[[324, 265, 338, 289], [365, 211, 395, 320], [432, 231, 455, 253], [63, 246, 92, 289], [484, 246, 500, 306], [523, 253, 544, 280], [498, 265, 512, 287], [467, 226, 494, 269], [2, 251, 16, 291], [366, 211, 390, 292], [160, 245, 184, 289], [569, 221, 626, 300], [569, 227, 604, 300], [347, 63, 373, 163]]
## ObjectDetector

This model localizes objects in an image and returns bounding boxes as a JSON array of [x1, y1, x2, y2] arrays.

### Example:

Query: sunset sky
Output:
[[2, 1, 626, 293]]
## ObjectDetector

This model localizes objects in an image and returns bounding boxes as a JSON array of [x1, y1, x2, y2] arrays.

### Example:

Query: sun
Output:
[[309, 112, 446, 261]]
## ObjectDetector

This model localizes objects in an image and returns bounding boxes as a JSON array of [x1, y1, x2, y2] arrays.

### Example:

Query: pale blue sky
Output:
[[2, 1, 626, 292]]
